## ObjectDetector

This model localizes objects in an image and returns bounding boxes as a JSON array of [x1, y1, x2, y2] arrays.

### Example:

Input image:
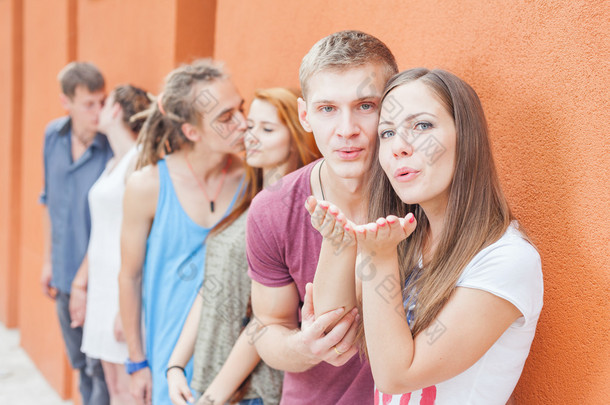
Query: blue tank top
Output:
[[142, 159, 243, 404]]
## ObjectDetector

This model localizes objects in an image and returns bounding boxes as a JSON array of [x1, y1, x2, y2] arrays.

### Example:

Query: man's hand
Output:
[[40, 262, 56, 299], [130, 367, 153, 405], [168, 367, 193, 405], [114, 312, 125, 342], [69, 285, 87, 328], [297, 283, 360, 367], [305, 196, 357, 254]]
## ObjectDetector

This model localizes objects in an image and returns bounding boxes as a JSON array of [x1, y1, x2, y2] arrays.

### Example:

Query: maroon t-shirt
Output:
[[247, 160, 374, 405]]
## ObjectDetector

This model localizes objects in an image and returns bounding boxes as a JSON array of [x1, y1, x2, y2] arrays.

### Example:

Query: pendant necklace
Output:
[[185, 154, 232, 213], [318, 159, 326, 200]]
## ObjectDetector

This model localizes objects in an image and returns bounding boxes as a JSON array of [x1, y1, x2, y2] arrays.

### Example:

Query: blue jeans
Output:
[[56, 291, 110, 405]]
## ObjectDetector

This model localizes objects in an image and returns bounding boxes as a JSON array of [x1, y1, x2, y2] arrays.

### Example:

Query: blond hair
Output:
[[299, 30, 398, 99], [135, 59, 226, 169]]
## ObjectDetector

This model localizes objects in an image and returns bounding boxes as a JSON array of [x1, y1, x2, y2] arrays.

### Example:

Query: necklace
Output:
[[185, 153, 232, 213], [318, 159, 326, 200]]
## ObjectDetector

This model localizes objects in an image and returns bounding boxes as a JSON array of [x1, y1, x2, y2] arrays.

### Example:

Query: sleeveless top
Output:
[[81, 146, 137, 363], [192, 210, 283, 404], [143, 159, 243, 404]]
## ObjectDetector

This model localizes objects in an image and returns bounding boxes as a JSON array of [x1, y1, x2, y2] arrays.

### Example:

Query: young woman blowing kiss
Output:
[[308, 68, 543, 404]]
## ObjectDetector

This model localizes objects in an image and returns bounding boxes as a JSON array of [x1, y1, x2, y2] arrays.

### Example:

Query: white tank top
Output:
[[81, 146, 137, 363]]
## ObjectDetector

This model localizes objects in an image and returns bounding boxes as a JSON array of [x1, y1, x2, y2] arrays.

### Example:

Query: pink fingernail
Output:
[[409, 215, 415, 223]]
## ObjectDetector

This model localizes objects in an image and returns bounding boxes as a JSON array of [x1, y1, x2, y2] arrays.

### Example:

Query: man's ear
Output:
[[59, 93, 71, 112], [297, 97, 312, 133], [181, 122, 201, 142]]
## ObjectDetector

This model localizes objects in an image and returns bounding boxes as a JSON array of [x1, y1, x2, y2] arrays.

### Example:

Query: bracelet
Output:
[[166, 365, 186, 378], [125, 358, 148, 375]]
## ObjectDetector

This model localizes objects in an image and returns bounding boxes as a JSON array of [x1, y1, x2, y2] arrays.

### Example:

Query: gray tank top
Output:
[[191, 210, 283, 404]]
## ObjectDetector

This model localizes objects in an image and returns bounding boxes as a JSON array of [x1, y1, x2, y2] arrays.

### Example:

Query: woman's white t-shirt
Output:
[[374, 223, 543, 405]]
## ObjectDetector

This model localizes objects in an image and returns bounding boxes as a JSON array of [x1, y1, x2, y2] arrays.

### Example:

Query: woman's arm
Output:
[[167, 293, 203, 405], [198, 320, 263, 405], [356, 216, 521, 395], [305, 197, 358, 328], [69, 255, 88, 328], [118, 168, 157, 405]]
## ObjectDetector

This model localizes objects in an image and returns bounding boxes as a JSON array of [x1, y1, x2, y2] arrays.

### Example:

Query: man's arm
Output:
[[40, 208, 55, 299], [118, 168, 157, 405], [40, 130, 54, 299], [251, 280, 359, 372], [305, 197, 358, 325]]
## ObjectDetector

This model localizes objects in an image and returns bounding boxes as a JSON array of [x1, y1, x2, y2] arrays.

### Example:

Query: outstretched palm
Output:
[[351, 214, 417, 256]]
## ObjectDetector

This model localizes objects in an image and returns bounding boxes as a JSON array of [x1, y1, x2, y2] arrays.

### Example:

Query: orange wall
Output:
[[19, 0, 76, 397], [6, 0, 216, 400], [2, 1, 608, 404], [0, 0, 21, 328], [214, 1, 609, 404]]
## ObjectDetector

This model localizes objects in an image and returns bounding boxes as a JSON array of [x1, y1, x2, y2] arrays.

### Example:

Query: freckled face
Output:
[[378, 80, 456, 210]]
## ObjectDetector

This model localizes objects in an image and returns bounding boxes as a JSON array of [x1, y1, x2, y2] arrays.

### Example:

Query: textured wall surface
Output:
[[1, 0, 608, 403], [0, 0, 19, 328], [18, 0, 76, 397], [1, 0, 216, 400], [214, 1, 609, 404]]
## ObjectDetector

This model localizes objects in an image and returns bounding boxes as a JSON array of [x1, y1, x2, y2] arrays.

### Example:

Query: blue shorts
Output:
[[194, 391, 263, 405]]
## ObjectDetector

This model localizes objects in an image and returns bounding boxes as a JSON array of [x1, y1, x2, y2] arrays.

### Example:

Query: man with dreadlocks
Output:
[[119, 59, 247, 405]]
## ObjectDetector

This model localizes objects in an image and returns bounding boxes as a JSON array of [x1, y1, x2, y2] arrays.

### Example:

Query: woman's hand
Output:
[[352, 213, 417, 256], [167, 367, 194, 405], [113, 312, 125, 342], [305, 196, 356, 254]]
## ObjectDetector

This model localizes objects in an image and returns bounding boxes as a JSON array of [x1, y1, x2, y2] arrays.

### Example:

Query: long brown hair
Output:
[[211, 88, 321, 235], [111, 84, 152, 137], [134, 59, 226, 169], [367, 68, 513, 338]]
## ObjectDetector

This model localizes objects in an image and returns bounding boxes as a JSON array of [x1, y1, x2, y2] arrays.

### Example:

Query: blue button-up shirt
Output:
[[40, 116, 113, 294]]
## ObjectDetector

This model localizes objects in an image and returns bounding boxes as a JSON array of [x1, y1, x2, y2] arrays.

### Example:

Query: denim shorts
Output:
[[239, 399, 263, 405], [194, 392, 263, 405]]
